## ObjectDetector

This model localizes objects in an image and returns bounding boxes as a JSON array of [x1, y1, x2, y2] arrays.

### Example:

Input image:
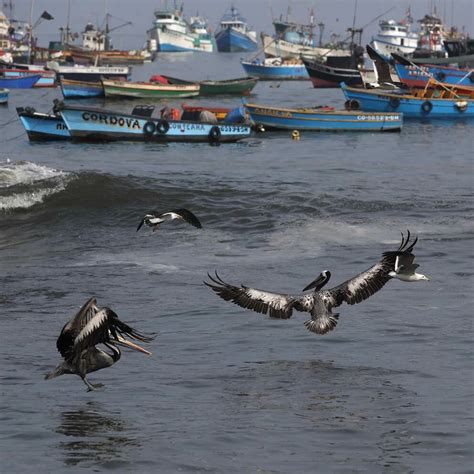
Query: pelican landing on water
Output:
[[137, 208, 202, 233], [45, 298, 153, 391], [205, 231, 429, 335]]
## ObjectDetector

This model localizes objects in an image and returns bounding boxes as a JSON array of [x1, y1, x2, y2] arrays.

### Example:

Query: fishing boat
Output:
[[341, 81, 474, 118], [48, 63, 131, 83], [102, 79, 200, 99], [0, 74, 41, 88], [57, 104, 251, 143], [391, 54, 474, 88], [59, 77, 105, 99], [302, 55, 364, 88], [16, 107, 70, 140], [371, 17, 419, 58], [215, 6, 257, 52], [0, 61, 57, 87], [244, 103, 403, 132], [241, 57, 308, 80], [146, 6, 216, 52], [0, 87, 8, 104], [151, 75, 258, 95]]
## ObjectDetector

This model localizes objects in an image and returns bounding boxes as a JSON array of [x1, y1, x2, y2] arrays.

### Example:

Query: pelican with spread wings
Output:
[[205, 232, 428, 335], [45, 298, 153, 391], [137, 208, 202, 233]]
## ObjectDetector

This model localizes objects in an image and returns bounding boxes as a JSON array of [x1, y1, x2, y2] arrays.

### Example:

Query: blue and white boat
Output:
[[215, 6, 257, 52], [58, 104, 251, 143], [16, 107, 70, 140], [147, 7, 216, 52], [1, 69, 56, 87], [241, 58, 309, 80], [0, 87, 9, 104], [341, 82, 474, 118], [0, 74, 41, 88], [58, 77, 104, 99], [245, 103, 403, 132]]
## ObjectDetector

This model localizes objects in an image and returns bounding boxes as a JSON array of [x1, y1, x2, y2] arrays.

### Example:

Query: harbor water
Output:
[[0, 53, 473, 473]]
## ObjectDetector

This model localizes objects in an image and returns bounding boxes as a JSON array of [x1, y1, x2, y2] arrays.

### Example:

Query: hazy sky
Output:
[[5, 0, 474, 50]]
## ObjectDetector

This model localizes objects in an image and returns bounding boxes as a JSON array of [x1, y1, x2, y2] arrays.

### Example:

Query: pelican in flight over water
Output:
[[137, 208, 202, 233], [45, 298, 153, 391], [205, 232, 429, 335]]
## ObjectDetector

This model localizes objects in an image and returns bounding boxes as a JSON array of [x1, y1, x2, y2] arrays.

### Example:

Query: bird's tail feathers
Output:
[[304, 314, 339, 335]]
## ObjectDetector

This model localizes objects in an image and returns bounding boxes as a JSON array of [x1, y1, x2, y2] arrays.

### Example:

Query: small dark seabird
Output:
[[45, 297, 153, 391], [205, 232, 428, 335], [137, 208, 202, 233]]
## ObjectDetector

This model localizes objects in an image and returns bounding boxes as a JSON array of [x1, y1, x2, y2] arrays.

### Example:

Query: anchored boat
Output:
[[57, 104, 251, 143], [341, 81, 474, 118], [17, 107, 70, 140], [0, 87, 9, 104], [102, 79, 200, 99], [244, 103, 403, 132], [215, 6, 258, 52], [241, 58, 308, 80]]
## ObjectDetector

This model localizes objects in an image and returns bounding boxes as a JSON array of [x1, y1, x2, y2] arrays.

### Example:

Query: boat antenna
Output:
[[316, 5, 396, 58]]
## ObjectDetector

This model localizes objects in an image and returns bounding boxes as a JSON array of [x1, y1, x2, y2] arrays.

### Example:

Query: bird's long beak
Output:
[[303, 273, 326, 292], [116, 334, 152, 355]]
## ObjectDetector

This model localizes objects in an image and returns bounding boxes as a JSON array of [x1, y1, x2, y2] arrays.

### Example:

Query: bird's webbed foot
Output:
[[82, 377, 104, 392]]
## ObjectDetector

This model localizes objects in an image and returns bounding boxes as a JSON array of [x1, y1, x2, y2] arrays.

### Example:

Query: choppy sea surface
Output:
[[0, 53, 473, 473]]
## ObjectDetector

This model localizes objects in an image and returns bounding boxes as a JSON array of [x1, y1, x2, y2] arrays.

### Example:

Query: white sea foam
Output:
[[0, 161, 72, 211]]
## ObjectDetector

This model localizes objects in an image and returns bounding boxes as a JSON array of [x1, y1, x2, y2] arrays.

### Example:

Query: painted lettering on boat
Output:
[[82, 112, 141, 129], [357, 115, 400, 121], [56, 122, 67, 130], [170, 122, 205, 132], [253, 108, 292, 118]]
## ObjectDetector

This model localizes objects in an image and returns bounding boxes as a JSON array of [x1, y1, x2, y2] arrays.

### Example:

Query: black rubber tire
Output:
[[156, 119, 169, 134], [349, 99, 360, 110], [437, 71, 446, 81], [143, 121, 156, 135], [389, 96, 401, 109], [209, 125, 221, 143], [421, 101, 433, 114]]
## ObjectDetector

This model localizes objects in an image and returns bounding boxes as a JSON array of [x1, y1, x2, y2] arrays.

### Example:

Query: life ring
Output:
[[156, 119, 169, 134], [455, 100, 468, 113], [344, 100, 352, 111], [143, 121, 156, 135], [421, 101, 433, 114], [209, 125, 221, 143], [389, 96, 401, 109], [436, 71, 446, 81]]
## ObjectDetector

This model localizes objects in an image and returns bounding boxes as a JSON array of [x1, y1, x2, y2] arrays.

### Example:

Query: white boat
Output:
[[371, 19, 419, 57], [261, 33, 348, 59], [147, 7, 215, 53]]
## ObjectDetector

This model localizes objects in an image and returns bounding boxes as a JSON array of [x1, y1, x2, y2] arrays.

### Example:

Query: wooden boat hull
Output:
[[16, 107, 70, 140], [303, 59, 362, 88], [58, 106, 251, 142], [241, 60, 308, 80], [59, 78, 105, 98], [341, 82, 474, 118], [394, 63, 474, 88], [1, 69, 56, 87], [53, 65, 130, 83], [0, 74, 41, 89], [0, 88, 9, 104], [245, 103, 402, 131], [102, 80, 200, 99], [159, 75, 258, 95]]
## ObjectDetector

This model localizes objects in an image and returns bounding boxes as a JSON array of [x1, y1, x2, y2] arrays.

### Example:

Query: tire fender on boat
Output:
[[469, 72, 474, 83], [156, 119, 170, 134], [436, 71, 446, 82], [344, 99, 360, 111], [209, 125, 221, 143], [143, 121, 156, 135], [421, 101, 433, 114], [389, 96, 401, 109]]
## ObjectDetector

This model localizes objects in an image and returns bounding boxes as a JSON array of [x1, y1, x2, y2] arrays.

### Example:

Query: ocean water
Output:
[[0, 54, 473, 473]]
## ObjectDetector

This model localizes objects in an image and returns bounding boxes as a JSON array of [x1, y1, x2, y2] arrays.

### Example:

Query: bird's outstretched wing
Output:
[[56, 297, 98, 359], [325, 231, 418, 307], [160, 208, 202, 228], [205, 272, 296, 319], [71, 307, 153, 360]]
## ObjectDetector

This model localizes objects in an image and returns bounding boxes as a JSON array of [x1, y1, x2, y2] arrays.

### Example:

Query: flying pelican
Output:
[[45, 298, 153, 391], [205, 232, 428, 335], [136, 208, 202, 233]]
